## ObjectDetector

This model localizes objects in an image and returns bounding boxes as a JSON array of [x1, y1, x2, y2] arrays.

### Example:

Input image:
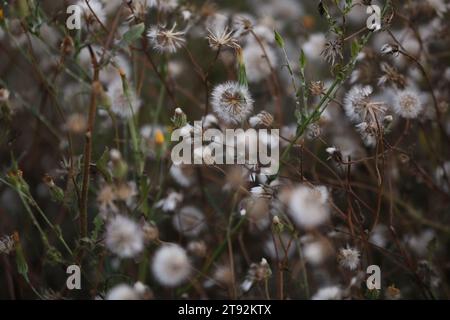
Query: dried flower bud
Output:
[[310, 81, 324, 96], [43, 174, 65, 203], [187, 240, 207, 257], [0, 235, 15, 255], [0, 88, 10, 103], [171, 107, 187, 128], [249, 111, 274, 128], [142, 221, 159, 242], [386, 285, 401, 300], [60, 36, 74, 56]]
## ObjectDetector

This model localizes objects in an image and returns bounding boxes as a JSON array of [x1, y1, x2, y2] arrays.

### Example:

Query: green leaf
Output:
[[299, 50, 306, 69], [351, 39, 360, 58], [274, 30, 285, 48], [15, 240, 29, 280], [90, 215, 104, 244], [238, 60, 248, 87], [121, 23, 145, 46], [96, 147, 112, 182]]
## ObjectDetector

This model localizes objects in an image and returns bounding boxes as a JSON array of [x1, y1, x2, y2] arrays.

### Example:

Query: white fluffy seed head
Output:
[[211, 81, 254, 125], [77, 0, 106, 30], [147, 24, 185, 54], [106, 80, 141, 119], [343, 85, 387, 123], [288, 185, 330, 229], [302, 33, 326, 60], [303, 240, 328, 265], [105, 215, 144, 258], [148, 0, 178, 12], [172, 206, 206, 237], [312, 286, 343, 300], [243, 43, 277, 83], [338, 246, 360, 270], [152, 244, 191, 287], [393, 89, 423, 119], [106, 283, 140, 300]]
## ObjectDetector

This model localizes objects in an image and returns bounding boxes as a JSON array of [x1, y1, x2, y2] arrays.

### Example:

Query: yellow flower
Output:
[[154, 129, 165, 145]]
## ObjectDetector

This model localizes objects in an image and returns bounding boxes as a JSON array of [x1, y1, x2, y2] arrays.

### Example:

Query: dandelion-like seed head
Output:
[[394, 89, 423, 119], [243, 43, 277, 83], [172, 206, 206, 237], [338, 246, 360, 270], [211, 81, 254, 124], [106, 284, 140, 300], [321, 39, 343, 66], [77, 0, 106, 28], [105, 215, 144, 258], [344, 85, 387, 123], [106, 80, 141, 119], [312, 286, 343, 300], [207, 27, 240, 50], [288, 185, 330, 229], [147, 24, 186, 54], [152, 244, 191, 287]]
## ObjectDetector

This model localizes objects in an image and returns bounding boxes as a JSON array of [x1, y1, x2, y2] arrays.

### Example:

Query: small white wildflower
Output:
[[211, 81, 254, 124], [152, 244, 191, 287], [338, 246, 360, 270], [172, 206, 206, 237], [106, 80, 141, 119], [147, 24, 185, 54], [312, 286, 343, 300], [288, 185, 329, 228], [105, 215, 144, 258], [393, 89, 423, 119], [106, 283, 140, 300]]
